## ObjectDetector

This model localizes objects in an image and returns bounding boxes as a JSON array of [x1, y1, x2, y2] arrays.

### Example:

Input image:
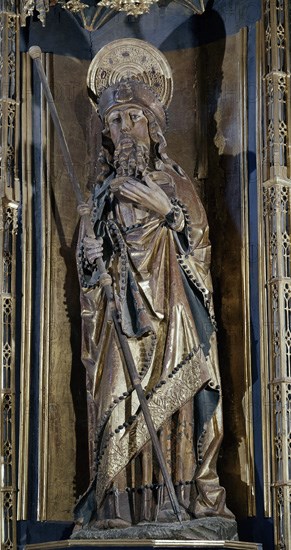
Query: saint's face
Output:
[[106, 105, 150, 149]]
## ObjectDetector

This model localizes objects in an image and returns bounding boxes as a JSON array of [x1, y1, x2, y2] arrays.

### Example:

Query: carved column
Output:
[[0, 1, 19, 549], [261, 0, 291, 548]]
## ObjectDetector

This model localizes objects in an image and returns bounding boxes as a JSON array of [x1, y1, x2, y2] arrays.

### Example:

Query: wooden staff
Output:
[[28, 45, 183, 525]]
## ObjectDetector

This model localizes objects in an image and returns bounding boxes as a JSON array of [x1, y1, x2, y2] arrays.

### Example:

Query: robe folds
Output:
[[75, 164, 232, 526]]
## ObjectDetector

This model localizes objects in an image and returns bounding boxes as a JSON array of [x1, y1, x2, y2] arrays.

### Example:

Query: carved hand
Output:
[[83, 236, 103, 264], [118, 173, 172, 216]]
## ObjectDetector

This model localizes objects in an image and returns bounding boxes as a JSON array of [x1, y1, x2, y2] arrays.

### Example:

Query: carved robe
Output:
[[75, 163, 231, 525]]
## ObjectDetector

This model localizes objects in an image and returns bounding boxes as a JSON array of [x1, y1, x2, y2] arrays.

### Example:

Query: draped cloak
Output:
[[75, 163, 231, 525]]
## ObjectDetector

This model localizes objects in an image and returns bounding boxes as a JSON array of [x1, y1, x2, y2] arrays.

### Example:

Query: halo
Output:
[[87, 38, 173, 111]]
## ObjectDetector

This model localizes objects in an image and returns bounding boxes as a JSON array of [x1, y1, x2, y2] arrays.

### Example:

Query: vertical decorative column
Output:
[[261, 0, 291, 548], [0, 1, 19, 549]]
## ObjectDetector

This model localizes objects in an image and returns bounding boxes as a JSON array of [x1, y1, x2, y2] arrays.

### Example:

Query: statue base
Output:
[[71, 517, 238, 542], [25, 539, 262, 549], [24, 518, 262, 549]]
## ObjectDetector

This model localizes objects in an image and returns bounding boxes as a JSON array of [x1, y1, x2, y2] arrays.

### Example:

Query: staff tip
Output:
[[28, 45, 42, 59], [178, 512, 183, 526]]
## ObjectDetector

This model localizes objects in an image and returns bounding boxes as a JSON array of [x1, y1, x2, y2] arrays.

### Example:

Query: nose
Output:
[[121, 112, 132, 133]]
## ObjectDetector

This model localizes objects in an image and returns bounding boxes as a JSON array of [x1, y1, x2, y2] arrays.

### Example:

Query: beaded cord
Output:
[[93, 332, 157, 455], [176, 252, 218, 330], [78, 200, 212, 475], [107, 220, 128, 302], [79, 219, 159, 459], [76, 242, 100, 289], [121, 222, 143, 233], [197, 428, 207, 465], [139, 333, 157, 377], [107, 479, 195, 495], [91, 316, 217, 471], [165, 201, 185, 232], [170, 198, 195, 255], [171, 199, 218, 331], [94, 413, 139, 470], [93, 343, 201, 472]]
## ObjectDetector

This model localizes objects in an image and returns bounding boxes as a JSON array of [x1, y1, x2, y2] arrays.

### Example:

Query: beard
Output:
[[113, 135, 150, 179]]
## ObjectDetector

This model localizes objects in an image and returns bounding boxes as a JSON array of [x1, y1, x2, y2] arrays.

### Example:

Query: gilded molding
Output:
[[17, 51, 55, 522], [17, 52, 33, 521], [37, 53, 52, 520], [259, 0, 291, 547], [0, 3, 19, 549], [239, 27, 256, 517], [24, 540, 263, 550], [0, 201, 18, 550], [256, 19, 273, 518]]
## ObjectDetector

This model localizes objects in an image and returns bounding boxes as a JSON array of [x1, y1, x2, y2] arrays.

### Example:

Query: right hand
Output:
[[118, 176, 172, 216], [83, 236, 103, 264], [77, 203, 91, 217]]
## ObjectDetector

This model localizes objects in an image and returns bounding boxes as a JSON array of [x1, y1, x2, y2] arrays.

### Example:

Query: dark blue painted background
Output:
[[21, 0, 261, 57]]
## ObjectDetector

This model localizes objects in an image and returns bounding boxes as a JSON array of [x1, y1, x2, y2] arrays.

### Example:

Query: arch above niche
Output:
[[19, 0, 211, 30]]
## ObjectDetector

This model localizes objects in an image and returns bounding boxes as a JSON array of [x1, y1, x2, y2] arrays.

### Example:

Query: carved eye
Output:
[[110, 115, 121, 124], [130, 112, 143, 122]]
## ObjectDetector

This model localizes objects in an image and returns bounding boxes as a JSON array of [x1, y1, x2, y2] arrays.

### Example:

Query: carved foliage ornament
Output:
[[19, 0, 210, 26]]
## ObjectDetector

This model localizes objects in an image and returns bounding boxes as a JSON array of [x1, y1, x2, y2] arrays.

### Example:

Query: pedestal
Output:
[[25, 540, 262, 549], [25, 518, 262, 550]]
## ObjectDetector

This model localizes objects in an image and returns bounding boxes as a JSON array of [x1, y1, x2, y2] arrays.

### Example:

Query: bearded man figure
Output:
[[74, 39, 233, 530]]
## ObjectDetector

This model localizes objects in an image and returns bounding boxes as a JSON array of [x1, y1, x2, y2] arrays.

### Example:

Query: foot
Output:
[[156, 502, 191, 523]]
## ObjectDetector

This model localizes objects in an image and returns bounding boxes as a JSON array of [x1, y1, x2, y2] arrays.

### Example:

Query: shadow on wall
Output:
[[50, 189, 90, 500], [198, 12, 251, 522], [163, 3, 253, 522]]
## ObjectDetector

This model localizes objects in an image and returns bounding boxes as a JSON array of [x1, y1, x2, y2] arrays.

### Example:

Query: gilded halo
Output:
[[87, 38, 173, 111]]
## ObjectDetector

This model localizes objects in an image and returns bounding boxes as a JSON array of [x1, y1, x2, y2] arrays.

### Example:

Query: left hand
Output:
[[118, 174, 172, 216], [83, 236, 103, 264]]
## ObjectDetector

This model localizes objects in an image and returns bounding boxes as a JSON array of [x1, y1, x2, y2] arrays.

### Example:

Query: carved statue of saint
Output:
[[74, 39, 233, 530]]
